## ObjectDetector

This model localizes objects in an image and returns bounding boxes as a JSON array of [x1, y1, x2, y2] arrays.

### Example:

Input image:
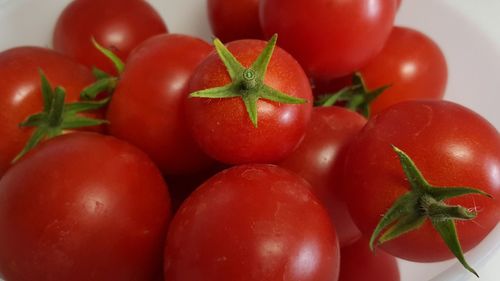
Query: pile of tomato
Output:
[[0, 0, 498, 280]]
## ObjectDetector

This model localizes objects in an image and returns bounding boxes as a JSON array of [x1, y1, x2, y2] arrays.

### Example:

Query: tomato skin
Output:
[[279, 106, 366, 247], [359, 27, 447, 115], [53, 0, 167, 74], [207, 0, 263, 42], [107, 34, 216, 176], [0, 133, 171, 281], [0, 47, 98, 178], [343, 100, 500, 262], [164, 164, 340, 281], [338, 238, 400, 281], [260, 0, 397, 79], [186, 39, 313, 164]]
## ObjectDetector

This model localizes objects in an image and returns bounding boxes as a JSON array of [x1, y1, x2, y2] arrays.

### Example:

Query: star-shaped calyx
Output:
[[370, 146, 493, 278], [12, 71, 109, 162], [315, 73, 389, 118], [189, 34, 307, 127]]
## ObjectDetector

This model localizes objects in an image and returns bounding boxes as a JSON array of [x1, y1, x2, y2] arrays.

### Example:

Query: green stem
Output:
[[369, 145, 493, 277]]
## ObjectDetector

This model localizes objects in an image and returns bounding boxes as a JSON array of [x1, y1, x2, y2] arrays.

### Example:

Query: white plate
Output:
[[0, 0, 498, 280]]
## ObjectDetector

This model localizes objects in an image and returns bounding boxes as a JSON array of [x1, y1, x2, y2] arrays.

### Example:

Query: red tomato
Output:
[[358, 26, 447, 115], [53, 0, 167, 74], [343, 100, 500, 262], [186, 39, 313, 164], [338, 238, 400, 281], [0, 47, 98, 178], [0, 133, 171, 281], [107, 34, 216, 176], [279, 106, 366, 247], [164, 164, 340, 281], [207, 0, 264, 42], [260, 0, 397, 79]]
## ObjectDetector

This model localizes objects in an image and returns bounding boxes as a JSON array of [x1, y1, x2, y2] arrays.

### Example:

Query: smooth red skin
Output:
[[359, 27, 447, 115], [53, 0, 167, 74], [279, 107, 366, 247], [107, 34, 217, 176], [343, 100, 500, 262], [207, 0, 264, 42], [0, 133, 171, 281], [0, 47, 98, 178], [260, 0, 397, 79], [186, 39, 313, 165], [164, 164, 340, 281], [338, 238, 400, 281]]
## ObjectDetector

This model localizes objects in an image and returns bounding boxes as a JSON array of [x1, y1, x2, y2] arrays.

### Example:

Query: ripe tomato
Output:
[[260, 0, 397, 79], [0, 133, 171, 281], [0, 47, 97, 178], [164, 164, 340, 281], [186, 38, 313, 164], [53, 0, 167, 74], [338, 238, 400, 281], [107, 34, 216, 176], [279, 106, 366, 247], [207, 0, 264, 42], [358, 26, 447, 115], [343, 100, 500, 262]]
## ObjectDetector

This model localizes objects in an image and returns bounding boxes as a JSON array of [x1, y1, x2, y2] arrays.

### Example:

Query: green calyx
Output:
[[370, 146, 492, 278], [315, 72, 389, 118], [80, 38, 124, 100], [12, 70, 109, 162], [189, 34, 307, 127]]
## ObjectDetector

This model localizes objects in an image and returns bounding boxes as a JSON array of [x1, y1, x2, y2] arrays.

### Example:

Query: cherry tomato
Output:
[[0, 47, 97, 178], [343, 100, 500, 262], [279, 106, 366, 247], [338, 238, 400, 281], [0, 133, 171, 281], [53, 0, 167, 74], [107, 34, 216, 176], [164, 164, 340, 281], [207, 0, 264, 42], [186, 38, 313, 164], [358, 26, 447, 115], [260, 0, 397, 79]]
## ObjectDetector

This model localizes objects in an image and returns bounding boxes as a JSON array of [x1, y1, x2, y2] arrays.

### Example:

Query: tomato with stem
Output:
[[53, 0, 167, 75], [0, 47, 101, 177], [343, 100, 499, 276], [186, 35, 313, 164]]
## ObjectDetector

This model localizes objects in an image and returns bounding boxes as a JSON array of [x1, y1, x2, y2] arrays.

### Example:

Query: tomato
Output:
[[278, 106, 366, 247], [259, 0, 397, 79], [0, 133, 171, 281], [0, 47, 98, 178], [53, 0, 167, 74], [107, 34, 217, 176], [343, 100, 500, 262], [186, 38, 313, 164], [338, 238, 400, 281], [358, 26, 447, 115], [207, 0, 264, 42], [164, 164, 340, 281]]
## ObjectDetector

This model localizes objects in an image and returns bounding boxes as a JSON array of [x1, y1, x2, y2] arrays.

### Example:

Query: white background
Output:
[[0, 0, 498, 280]]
